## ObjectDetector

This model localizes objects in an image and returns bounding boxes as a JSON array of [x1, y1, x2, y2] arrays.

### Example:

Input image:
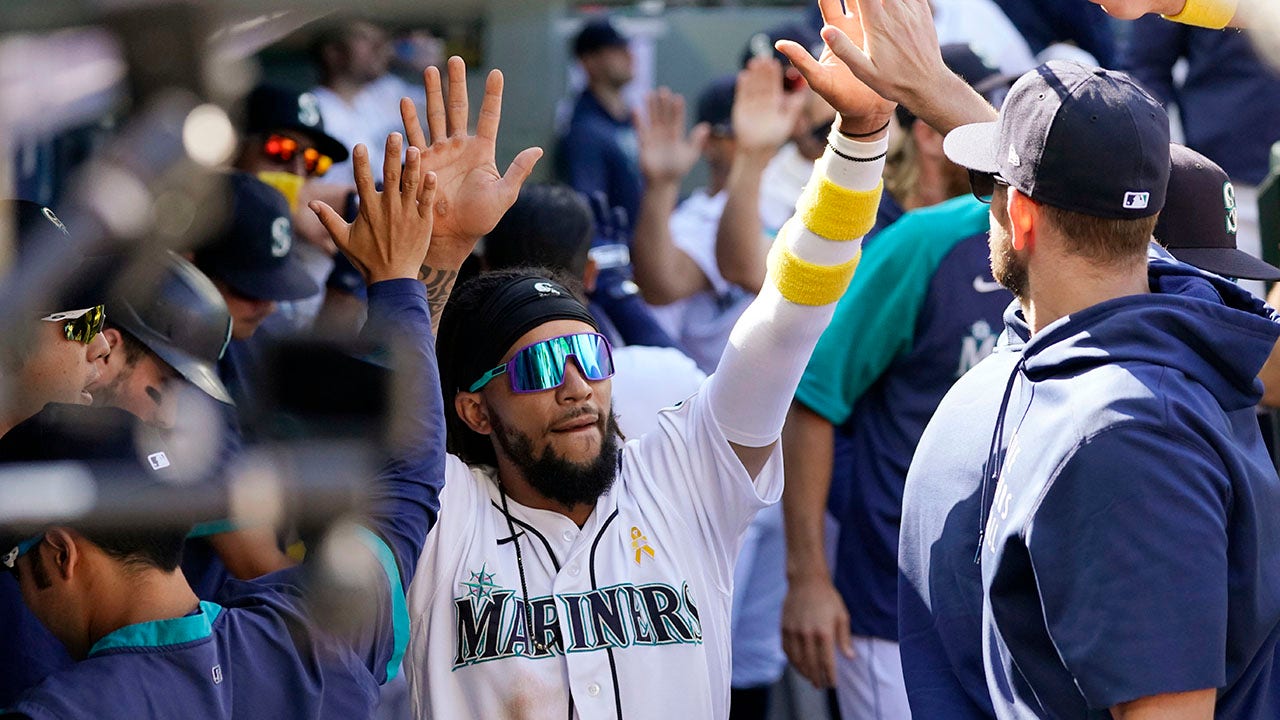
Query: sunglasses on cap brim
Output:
[[262, 134, 333, 178], [2, 535, 43, 572], [468, 332, 615, 394], [40, 305, 105, 345], [968, 169, 1011, 204]]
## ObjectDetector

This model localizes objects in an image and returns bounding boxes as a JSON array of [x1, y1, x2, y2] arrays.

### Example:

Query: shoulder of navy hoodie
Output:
[[1149, 258, 1280, 323]]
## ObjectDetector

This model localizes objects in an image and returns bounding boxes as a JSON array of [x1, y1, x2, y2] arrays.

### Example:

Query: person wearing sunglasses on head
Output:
[[236, 84, 362, 335]]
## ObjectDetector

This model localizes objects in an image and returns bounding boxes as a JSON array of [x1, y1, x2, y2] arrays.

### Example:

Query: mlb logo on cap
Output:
[[1123, 192, 1151, 210]]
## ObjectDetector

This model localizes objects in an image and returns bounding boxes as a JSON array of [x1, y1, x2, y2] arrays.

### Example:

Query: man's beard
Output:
[[989, 224, 1029, 300], [491, 410, 621, 507]]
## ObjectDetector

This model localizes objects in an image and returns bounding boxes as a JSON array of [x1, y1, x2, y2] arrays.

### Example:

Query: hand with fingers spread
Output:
[[786, 0, 996, 135], [774, 0, 896, 137], [399, 55, 543, 268], [636, 88, 709, 186], [732, 56, 807, 157], [309, 133, 437, 285]]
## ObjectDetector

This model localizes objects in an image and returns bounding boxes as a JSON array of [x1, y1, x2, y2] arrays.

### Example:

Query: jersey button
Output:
[[561, 529, 577, 543], [587, 682, 601, 697], [568, 564, 581, 577]]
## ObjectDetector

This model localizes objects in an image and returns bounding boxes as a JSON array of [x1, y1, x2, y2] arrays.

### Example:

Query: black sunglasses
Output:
[[968, 169, 1010, 204]]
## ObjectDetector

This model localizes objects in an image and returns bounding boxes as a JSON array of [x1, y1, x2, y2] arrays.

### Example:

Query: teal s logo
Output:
[[1224, 181, 1238, 236]]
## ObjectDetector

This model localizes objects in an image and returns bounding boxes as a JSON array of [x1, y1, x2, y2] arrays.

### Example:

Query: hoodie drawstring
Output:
[[976, 357, 1025, 564]]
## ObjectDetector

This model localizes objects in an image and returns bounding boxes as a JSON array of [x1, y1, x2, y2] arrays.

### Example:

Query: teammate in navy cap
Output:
[[3, 132, 445, 720], [920, 59, 1280, 719]]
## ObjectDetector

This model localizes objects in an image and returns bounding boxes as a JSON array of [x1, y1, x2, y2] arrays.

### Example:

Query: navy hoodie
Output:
[[900, 254, 1280, 719]]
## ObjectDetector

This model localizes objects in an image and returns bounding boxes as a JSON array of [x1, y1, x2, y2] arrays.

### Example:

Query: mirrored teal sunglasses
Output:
[[468, 332, 615, 393]]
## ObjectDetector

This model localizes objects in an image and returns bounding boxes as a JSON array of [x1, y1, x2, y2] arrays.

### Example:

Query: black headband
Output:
[[456, 275, 598, 391]]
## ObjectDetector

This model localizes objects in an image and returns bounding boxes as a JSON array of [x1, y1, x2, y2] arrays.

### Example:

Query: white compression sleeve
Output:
[[708, 131, 888, 447]]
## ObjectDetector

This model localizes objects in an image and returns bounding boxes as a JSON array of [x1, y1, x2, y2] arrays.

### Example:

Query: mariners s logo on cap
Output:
[[270, 216, 292, 258], [1224, 182, 1238, 235], [297, 92, 321, 128]]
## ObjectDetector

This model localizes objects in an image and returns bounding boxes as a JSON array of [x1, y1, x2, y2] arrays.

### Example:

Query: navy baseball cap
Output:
[[245, 84, 349, 163], [573, 19, 627, 58], [193, 173, 320, 302], [944, 61, 1171, 220], [1157, 144, 1280, 281], [696, 75, 737, 136]]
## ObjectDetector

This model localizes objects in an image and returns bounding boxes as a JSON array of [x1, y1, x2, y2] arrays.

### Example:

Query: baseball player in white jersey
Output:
[[404, 6, 896, 716]]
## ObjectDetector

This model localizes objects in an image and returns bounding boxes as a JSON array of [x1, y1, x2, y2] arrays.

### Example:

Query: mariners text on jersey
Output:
[[452, 580, 703, 668]]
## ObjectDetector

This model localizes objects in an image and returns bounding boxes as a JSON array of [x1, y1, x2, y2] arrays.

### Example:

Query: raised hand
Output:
[[309, 133, 436, 285], [1088, 0, 1186, 20], [732, 57, 807, 156], [636, 88, 709, 185], [400, 55, 543, 268], [775, 0, 896, 135]]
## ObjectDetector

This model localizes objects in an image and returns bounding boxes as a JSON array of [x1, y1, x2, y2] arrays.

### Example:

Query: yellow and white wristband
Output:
[[766, 130, 886, 307], [1163, 0, 1237, 28]]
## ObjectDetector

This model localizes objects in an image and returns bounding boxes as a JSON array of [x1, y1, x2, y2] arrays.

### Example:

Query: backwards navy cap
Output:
[[944, 61, 1171, 220]]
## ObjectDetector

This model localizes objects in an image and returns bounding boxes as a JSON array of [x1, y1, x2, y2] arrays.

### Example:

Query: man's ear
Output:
[[43, 528, 79, 582], [455, 392, 492, 435], [1007, 189, 1039, 253], [101, 327, 122, 353]]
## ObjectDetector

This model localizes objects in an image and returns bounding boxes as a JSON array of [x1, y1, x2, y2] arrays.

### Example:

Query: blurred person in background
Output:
[[989, 0, 1116, 65], [1122, 11, 1280, 299], [0, 201, 109, 707], [84, 250, 297, 599], [482, 182, 706, 438], [1, 131, 448, 720], [558, 18, 682, 353], [310, 17, 405, 182], [235, 84, 359, 335], [558, 17, 640, 229], [778, 42, 1012, 719], [192, 173, 321, 409]]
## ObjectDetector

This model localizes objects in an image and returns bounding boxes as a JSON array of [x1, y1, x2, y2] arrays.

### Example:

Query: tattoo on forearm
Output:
[[419, 264, 459, 334]]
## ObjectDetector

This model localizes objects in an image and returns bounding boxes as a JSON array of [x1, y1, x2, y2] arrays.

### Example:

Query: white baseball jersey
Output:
[[404, 386, 782, 719]]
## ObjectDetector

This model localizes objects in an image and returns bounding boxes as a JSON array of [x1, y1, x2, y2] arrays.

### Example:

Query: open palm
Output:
[[776, 0, 895, 126], [637, 88, 708, 184], [400, 56, 542, 266], [732, 57, 808, 154]]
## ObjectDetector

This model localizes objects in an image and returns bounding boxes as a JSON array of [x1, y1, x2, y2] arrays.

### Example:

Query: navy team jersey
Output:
[[795, 195, 1011, 641], [4, 279, 444, 720]]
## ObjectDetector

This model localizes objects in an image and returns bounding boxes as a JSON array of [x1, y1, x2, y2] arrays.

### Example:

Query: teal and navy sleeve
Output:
[[355, 278, 446, 682], [795, 199, 984, 425]]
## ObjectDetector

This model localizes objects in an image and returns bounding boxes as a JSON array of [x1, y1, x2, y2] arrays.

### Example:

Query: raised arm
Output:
[[1090, 0, 1246, 28], [709, 0, 895, 477], [804, 0, 997, 135], [399, 56, 543, 332], [714, 56, 806, 294], [631, 88, 713, 306], [312, 132, 444, 584]]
